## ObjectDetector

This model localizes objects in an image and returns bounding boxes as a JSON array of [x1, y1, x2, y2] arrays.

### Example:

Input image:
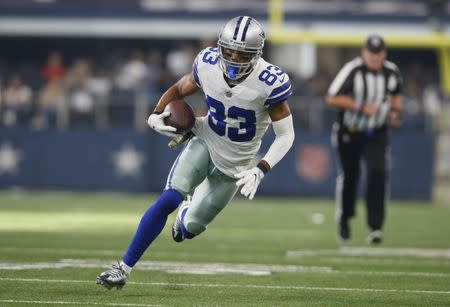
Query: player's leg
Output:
[[168, 137, 217, 241], [96, 187, 185, 289], [180, 167, 238, 239], [363, 130, 388, 244], [97, 137, 210, 289], [335, 128, 363, 241], [172, 194, 192, 242], [122, 137, 210, 264]]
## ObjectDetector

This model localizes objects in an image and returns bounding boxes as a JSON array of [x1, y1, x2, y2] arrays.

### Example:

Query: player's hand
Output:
[[390, 110, 402, 127], [147, 112, 179, 137], [362, 103, 379, 116], [235, 167, 265, 200]]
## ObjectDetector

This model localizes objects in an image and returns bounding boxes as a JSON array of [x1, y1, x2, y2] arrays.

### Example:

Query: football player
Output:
[[97, 16, 295, 289]]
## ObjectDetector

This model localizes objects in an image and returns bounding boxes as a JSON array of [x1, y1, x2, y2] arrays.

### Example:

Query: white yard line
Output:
[[0, 259, 333, 277], [338, 270, 450, 278], [0, 277, 449, 295], [0, 299, 162, 306], [318, 256, 449, 265], [287, 247, 450, 258], [0, 259, 449, 278]]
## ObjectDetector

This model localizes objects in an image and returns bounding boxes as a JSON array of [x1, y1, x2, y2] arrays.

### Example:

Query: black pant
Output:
[[334, 125, 389, 231]]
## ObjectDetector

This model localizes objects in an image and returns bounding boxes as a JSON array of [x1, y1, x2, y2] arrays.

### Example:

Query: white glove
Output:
[[235, 167, 265, 200], [147, 112, 179, 137]]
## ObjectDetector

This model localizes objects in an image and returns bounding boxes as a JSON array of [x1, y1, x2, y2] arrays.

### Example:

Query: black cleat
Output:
[[338, 220, 351, 243]]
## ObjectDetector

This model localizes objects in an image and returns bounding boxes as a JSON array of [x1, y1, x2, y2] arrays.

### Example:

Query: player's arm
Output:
[[325, 61, 378, 115], [235, 101, 295, 200], [325, 94, 359, 111], [325, 62, 358, 110], [147, 73, 200, 137], [326, 93, 379, 116], [388, 67, 403, 127], [259, 101, 295, 172], [389, 94, 403, 127], [153, 73, 200, 113]]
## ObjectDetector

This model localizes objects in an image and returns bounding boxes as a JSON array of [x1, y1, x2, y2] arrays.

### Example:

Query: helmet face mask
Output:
[[217, 16, 265, 80], [218, 46, 259, 80]]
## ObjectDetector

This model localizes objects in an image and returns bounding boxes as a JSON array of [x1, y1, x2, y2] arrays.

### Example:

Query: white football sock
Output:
[[120, 261, 132, 275]]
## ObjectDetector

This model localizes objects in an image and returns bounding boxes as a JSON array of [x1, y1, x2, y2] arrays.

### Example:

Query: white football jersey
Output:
[[191, 47, 292, 177]]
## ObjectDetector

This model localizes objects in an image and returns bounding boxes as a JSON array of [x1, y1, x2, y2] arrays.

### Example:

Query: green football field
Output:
[[0, 191, 449, 307]]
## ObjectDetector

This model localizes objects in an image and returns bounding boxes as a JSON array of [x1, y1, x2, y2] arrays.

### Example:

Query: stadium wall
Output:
[[0, 128, 434, 200]]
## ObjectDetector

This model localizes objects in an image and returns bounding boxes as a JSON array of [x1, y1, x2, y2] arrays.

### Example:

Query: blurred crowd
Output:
[[0, 39, 212, 130], [0, 39, 447, 133]]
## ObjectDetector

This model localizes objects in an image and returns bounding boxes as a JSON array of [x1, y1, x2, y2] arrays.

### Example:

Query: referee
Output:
[[326, 34, 403, 244]]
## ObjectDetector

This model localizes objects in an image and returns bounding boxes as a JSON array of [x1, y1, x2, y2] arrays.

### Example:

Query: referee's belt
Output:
[[343, 125, 387, 134]]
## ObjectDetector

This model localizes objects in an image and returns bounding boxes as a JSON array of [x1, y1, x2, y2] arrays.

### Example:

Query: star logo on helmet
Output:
[[259, 31, 265, 39]]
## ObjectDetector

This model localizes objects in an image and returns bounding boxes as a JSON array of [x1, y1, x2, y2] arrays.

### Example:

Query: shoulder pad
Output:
[[261, 64, 292, 106]]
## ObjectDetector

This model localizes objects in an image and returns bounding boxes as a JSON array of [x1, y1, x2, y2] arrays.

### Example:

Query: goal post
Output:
[[268, 0, 450, 94]]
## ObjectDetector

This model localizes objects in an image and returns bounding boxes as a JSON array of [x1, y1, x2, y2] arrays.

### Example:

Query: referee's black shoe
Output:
[[338, 220, 350, 242]]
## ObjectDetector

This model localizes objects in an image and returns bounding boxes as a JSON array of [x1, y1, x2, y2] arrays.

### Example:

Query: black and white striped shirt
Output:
[[328, 57, 403, 131]]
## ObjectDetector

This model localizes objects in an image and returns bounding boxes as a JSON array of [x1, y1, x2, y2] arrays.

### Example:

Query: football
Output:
[[164, 99, 195, 134]]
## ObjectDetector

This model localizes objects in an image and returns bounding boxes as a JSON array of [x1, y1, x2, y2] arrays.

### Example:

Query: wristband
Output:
[[257, 161, 270, 174]]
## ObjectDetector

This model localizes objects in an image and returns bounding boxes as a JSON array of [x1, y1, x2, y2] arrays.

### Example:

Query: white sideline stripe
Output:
[[337, 270, 450, 278], [0, 259, 449, 278], [0, 300, 162, 307], [0, 259, 333, 277], [1, 277, 449, 295], [72, 259, 450, 278], [287, 247, 450, 259], [320, 257, 449, 265]]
